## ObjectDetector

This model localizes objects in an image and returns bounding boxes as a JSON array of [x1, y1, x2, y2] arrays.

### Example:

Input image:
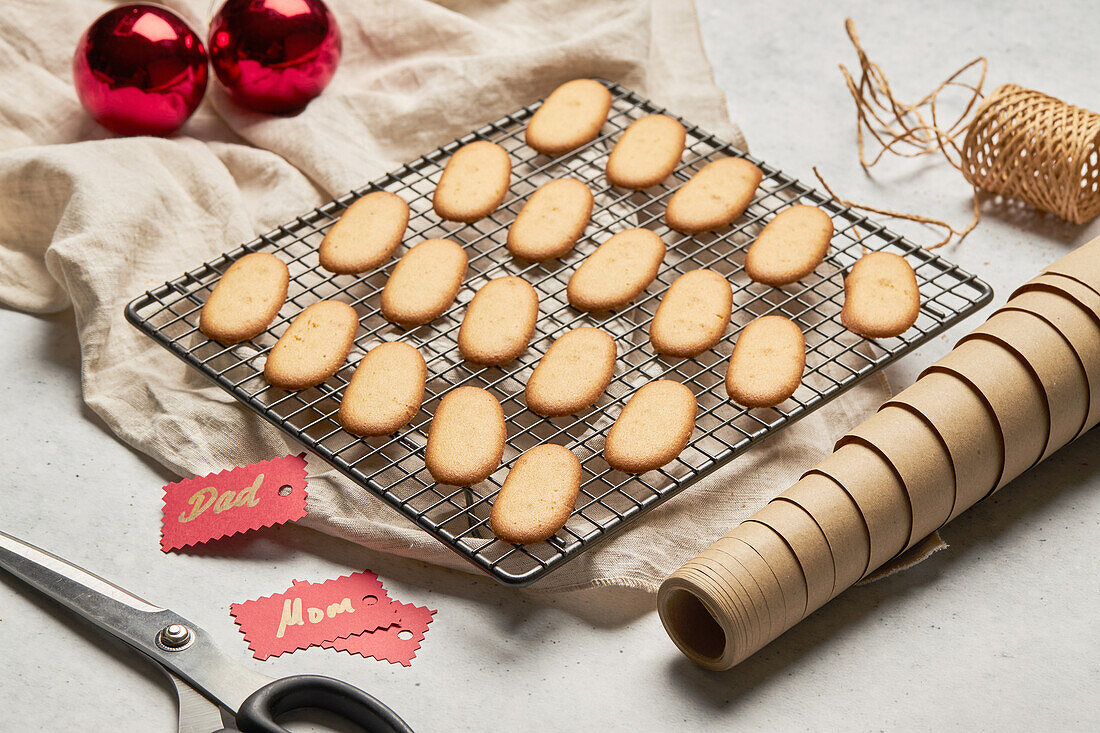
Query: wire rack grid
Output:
[[126, 80, 992, 586]]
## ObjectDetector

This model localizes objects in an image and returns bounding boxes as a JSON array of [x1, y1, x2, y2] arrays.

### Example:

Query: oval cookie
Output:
[[458, 277, 540, 366], [567, 228, 667, 311], [841, 252, 920, 338], [506, 178, 593, 261], [604, 380, 697, 473], [425, 386, 506, 486], [525, 327, 617, 417], [433, 141, 511, 222], [199, 253, 289, 345], [489, 444, 582, 544], [650, 269, 733, 357], [725, 315, 805, 408], [525, 79, 612, 156], [264, 300, 358, 390], [745, 205, 834, 286], [381, 238, 468, 327], [606, 114, 686, 189], [318, 191, 409, 275], [338, 342, 426, 437], [665, 158, 763, 234]]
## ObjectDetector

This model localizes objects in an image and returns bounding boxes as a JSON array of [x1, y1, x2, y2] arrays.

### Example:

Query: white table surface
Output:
[[2, 1, 1098, 730]]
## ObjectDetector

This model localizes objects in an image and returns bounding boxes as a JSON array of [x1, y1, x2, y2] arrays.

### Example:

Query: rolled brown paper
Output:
[[778, 474, 870, 596], [837, 405, 955, 547], [885, 371, 1003, 518], [1001, 289, 1100, 434], [659, 237, 1100, 670], [727, 520, 809, 624], [961, 309, 1089, 457], [747, 501, 835, 613], [922, 338, 1049, 489]]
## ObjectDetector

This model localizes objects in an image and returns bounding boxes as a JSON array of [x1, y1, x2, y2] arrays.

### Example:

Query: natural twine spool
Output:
[[816, 20, 1100, 248], [962, 84, 1100, 226]]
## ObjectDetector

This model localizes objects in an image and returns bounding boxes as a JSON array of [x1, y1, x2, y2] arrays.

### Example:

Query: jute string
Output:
[[816, 19, 1100, 249]]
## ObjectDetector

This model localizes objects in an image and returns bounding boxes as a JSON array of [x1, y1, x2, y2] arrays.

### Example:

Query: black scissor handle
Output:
[[217, 675, 413, 733]]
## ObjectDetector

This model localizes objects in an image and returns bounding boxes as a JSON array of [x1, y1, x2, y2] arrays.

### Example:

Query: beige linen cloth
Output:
[[0, 0, 906, 592]]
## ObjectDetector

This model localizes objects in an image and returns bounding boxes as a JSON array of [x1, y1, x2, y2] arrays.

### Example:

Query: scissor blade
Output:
[[0, 529, 163, 615]]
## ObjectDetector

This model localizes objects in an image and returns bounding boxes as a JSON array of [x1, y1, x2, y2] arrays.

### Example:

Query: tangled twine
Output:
[[816, 19, 1100, 249]]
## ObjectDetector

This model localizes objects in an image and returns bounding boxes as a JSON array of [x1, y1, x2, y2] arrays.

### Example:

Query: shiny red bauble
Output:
[[208, 0, 342, 114], [73, 4, 208, 136]]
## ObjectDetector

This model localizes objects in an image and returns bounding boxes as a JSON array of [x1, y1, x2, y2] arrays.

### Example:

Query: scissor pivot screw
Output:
[[156, 624, 194, 651]]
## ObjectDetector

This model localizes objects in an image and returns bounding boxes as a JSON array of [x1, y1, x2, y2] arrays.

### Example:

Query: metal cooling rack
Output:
[[125, 80, 992, 587]]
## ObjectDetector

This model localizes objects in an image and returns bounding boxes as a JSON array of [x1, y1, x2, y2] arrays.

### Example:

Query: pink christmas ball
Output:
[[208, 0, 342, 114], [73, 4, 208, 136]]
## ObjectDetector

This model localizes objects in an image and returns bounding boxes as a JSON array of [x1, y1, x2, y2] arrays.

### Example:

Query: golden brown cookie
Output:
[[489, 444, 582, 544], [425, 386, 507, 486], [432, 141, 511, 222], [458, 276, 540, 366], [605, 114, 686, 189], [567, 228, 666, 312], [725, 315, 805, 408], [604, 380, 697, 473], [745, 205, 834, 286], [506, 178, 593, 261], [665, 158, 763, 234], [318, 191, 409, 275], [380, 238, 468, 327], [525, 79, 612, 156], [649, 269, 733, 357], [199, 252, 289, 345], [263, 300, 358, 390], [841, 251, 920, 338], [338, 342, 426, 437], [525, 327, 617, 417]]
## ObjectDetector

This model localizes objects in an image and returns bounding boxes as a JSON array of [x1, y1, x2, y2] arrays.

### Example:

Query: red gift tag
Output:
[[323, 601, 436, 667], [230, 571, 401, 660], [161, 454, 308, 552]]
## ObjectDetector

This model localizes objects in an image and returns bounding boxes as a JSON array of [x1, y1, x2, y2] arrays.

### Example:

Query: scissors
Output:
[[0, 529, 414, 732]]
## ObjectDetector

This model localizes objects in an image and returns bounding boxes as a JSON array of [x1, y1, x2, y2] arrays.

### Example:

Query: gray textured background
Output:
[[1, 1, 1097, 730]]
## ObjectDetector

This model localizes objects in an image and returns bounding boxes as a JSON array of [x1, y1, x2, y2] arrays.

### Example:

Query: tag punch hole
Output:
[[363, 594, 378, 605], [278, 485, 293, 496], [397, 630, 414, 641]]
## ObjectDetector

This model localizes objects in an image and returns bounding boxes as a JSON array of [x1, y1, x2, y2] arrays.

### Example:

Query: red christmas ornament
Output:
[[73, 4, 208, 136], [208, 0, 342, 114]]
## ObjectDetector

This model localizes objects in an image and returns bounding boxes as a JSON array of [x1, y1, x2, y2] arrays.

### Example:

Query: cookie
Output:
[[745, 205, 833, 286], [725, 315, 805, 408], [380, 238, 468, 327], [604, 380, 697, 473], [841, 251, 920, 338], [338, 342, 426, 437], [525, 327, 617, 417], [432, 140, 511, 222], [567, 228, 666, 311], [318, 191, 409, 275], [506, 178, 593, 261], [489, 444, 582, 544], [458, 276, 540, 366], [425, 386, 507, 486], [665, 158, 763, 234], [199, 252, 289, 345], [649, 269, 733, 357], [525, 79, 612, 156], [264, 300, 358, 390], [605, 114, 686, 189]]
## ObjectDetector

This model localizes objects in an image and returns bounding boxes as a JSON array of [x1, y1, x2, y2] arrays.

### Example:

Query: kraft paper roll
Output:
[[1001, 289, 1100, 434], [747, 502, 834, 612], [923, 338, 1049, 489], [961, 310, 1089, 457], [837, 405, 955, 547], [885, 371, 1003, 518], [659, 236, 1100, 671]]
